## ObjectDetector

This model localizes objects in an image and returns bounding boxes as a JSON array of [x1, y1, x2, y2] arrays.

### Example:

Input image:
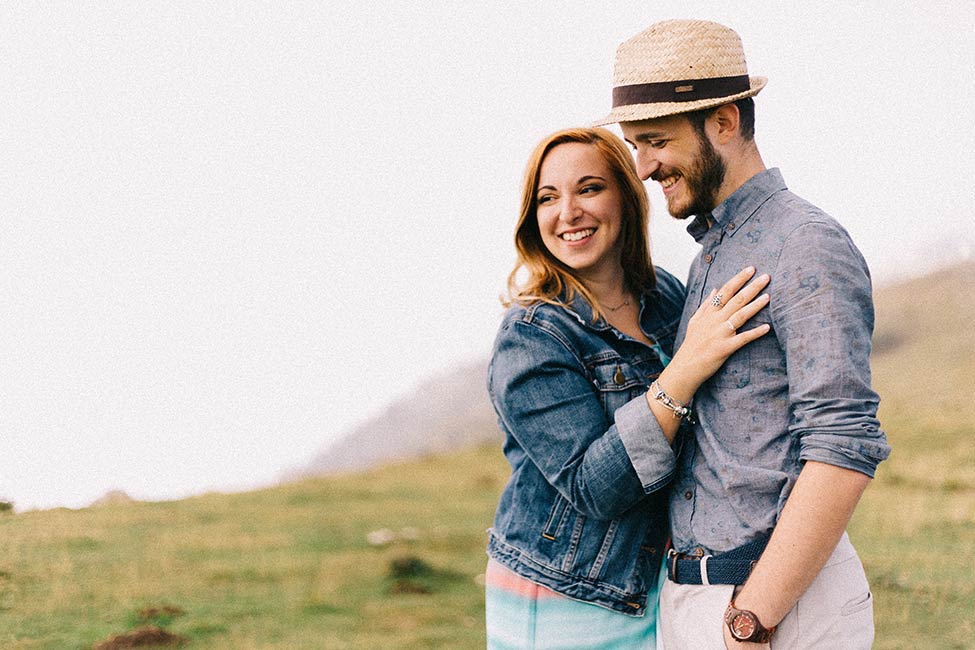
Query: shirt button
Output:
[[728, 222, 736, 230], [684, 490, 693, 500], [704, 253, 714, 264]]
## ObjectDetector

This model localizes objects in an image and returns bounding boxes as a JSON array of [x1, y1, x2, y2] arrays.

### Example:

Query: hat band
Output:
[[612, 75, 750, 108]]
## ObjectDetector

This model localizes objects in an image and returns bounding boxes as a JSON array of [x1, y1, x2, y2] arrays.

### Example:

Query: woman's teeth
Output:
[[561, 228, 595, 242]]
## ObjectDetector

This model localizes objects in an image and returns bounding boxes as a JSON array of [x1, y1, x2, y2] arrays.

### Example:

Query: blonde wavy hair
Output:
[[506, 127, 655, 320]]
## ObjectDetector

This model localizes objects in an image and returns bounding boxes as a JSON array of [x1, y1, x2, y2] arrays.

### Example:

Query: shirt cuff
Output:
[[798, 431, 892, 478], [614, 395, 676, 493]]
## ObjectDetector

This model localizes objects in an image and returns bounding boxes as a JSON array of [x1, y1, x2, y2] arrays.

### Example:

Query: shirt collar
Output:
[[686, 168, 787, 243]]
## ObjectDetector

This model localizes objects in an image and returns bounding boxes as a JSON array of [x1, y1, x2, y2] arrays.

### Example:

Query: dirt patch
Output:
[[138, 605, 186, 622], [92, 625, 187, 649], [390, 581, 432, 595]]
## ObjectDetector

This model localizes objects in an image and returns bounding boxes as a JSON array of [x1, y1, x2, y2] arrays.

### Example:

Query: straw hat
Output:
[[594, 19, 767, 126]]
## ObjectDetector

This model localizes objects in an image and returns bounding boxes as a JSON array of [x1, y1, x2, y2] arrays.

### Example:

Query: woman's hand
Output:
[[656, 267, 771, 405]]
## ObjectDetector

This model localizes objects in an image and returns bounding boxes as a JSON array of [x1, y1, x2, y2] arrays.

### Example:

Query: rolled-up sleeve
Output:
[[772, 221, 891, 477], [488, 319, 676, 520]]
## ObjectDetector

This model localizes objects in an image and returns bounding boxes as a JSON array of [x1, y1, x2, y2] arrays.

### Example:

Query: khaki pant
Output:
[[658, 533, 874, 650]]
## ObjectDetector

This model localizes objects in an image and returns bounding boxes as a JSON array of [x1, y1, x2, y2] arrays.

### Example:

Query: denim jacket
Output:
[[486, 267, 686, 616]]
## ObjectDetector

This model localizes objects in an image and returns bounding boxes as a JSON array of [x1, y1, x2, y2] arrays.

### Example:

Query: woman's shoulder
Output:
[[500, 299, 578, 329], [650, 266, 685, 291], [648, 266, 687, 302]]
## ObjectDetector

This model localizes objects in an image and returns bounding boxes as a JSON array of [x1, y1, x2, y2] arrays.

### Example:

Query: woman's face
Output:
[[535, 142, 624, 283]]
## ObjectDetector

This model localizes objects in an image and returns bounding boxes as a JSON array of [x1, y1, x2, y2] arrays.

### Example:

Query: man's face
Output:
[[620, 115, 727, 220]]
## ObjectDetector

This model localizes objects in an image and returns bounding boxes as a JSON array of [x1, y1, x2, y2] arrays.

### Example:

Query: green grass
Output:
[[1, 265, 971, 649], [1, 433, 970, 649], [0, 448, 509, 650]]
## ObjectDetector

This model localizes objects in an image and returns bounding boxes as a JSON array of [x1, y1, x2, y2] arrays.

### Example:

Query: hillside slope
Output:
[[291, 360, 500, 478], [2, 264, 971, 650], [871, 260, 975, 425], [300, 261, 975, 480]]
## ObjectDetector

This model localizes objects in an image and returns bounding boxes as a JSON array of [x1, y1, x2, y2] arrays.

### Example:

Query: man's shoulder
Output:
[[761, 188, 845, 235]]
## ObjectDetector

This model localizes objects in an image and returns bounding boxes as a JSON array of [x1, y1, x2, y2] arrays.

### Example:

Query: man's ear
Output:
[[711, 103, 741, 145]]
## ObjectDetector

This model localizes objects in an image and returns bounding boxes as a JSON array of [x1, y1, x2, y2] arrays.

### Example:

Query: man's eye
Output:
[[650, 140, 666, 149]]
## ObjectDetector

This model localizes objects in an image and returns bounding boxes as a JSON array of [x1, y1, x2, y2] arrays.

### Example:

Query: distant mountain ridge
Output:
[[290, 360, 500, 478], [294, 261, 971, 480]]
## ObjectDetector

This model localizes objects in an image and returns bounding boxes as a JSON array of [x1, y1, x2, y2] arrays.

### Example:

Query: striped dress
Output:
[[485, 559, 665, 650]]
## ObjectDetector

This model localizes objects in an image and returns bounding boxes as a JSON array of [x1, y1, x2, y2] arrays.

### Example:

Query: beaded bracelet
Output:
[[649, 380, 694, 422]]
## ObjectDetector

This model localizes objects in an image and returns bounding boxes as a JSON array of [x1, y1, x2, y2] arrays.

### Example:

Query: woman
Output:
[[485, 127, 770, 649]]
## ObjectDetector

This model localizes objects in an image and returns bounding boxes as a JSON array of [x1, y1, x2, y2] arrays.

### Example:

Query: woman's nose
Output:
[[561, 197, 583, 222]]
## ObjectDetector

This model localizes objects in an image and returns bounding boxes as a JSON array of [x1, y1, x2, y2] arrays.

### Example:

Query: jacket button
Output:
[[613, 366, 626, 385]]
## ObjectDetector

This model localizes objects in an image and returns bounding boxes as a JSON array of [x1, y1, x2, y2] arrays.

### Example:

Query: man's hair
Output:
[[684, 97, 755, 142]]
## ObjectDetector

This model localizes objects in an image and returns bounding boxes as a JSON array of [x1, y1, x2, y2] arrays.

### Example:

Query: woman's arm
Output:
[[490, 318, 657, 520], [488, 267, 770, 520]]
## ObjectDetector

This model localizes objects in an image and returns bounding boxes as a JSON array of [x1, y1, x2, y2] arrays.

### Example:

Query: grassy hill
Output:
[[0, 262, 972, 649], [0, 446, 509, 650], [850, 260, 975, 649]]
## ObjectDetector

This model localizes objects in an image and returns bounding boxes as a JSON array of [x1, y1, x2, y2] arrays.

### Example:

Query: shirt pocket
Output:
[[708, 317, 776, 389], [709, 347, 752, 388]]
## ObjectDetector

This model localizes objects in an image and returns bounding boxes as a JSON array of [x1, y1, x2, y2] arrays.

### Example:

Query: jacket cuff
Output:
[[614, 395, 676, 493]]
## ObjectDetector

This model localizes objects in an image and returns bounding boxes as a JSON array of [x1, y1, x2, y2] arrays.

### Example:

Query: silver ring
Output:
[[725, 320, 736, 331], [711, 294, 724, 308]]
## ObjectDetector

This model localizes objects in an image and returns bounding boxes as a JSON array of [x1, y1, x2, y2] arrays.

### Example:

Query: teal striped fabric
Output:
[[485, 559, 663, 650]]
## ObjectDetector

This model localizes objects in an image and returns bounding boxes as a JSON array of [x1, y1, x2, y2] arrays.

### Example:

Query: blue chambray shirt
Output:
[[670, 168, 891, 555]]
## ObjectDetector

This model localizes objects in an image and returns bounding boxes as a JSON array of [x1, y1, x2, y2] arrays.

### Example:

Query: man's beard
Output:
[[666, 132, 727, 220]]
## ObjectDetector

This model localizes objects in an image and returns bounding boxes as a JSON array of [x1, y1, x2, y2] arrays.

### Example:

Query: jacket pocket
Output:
[[541, 494, 570, 541], [589, 357, 647, 415]]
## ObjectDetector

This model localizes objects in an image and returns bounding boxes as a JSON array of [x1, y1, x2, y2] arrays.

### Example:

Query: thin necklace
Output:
[[604, 296, 630, 312]]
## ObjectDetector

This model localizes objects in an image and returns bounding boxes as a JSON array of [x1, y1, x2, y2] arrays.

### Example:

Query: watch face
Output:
[[732, 612, 757, 639]]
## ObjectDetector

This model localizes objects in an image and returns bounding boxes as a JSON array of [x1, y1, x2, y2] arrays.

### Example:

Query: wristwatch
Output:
[[724, 599, 776, 643]]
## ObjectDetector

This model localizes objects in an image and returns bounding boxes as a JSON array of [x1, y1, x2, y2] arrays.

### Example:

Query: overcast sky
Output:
[[2, 2, 972, 510]]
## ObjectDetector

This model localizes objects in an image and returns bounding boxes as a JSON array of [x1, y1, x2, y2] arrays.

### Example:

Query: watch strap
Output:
[[724, 599, 776, 643]]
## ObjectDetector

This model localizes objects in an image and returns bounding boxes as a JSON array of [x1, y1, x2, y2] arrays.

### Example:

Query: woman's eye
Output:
[[580, 184, 604, 194], [537, 195, 554, 205]]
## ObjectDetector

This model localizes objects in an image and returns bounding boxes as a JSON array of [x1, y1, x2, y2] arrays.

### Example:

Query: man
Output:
[[594, 19, 891, 649]]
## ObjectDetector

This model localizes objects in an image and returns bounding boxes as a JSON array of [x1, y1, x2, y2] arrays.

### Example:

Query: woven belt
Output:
[[667, 535, 770, 586]]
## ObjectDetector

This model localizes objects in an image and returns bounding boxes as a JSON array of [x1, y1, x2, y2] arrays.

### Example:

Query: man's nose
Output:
[[635, 150, 660, 182]]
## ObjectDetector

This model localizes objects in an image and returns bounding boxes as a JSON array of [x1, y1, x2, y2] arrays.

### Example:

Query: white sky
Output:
[[2, 2, 972, 510]]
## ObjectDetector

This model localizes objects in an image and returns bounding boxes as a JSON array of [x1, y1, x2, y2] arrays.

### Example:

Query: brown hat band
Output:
[[612, 74, 750, 108]]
